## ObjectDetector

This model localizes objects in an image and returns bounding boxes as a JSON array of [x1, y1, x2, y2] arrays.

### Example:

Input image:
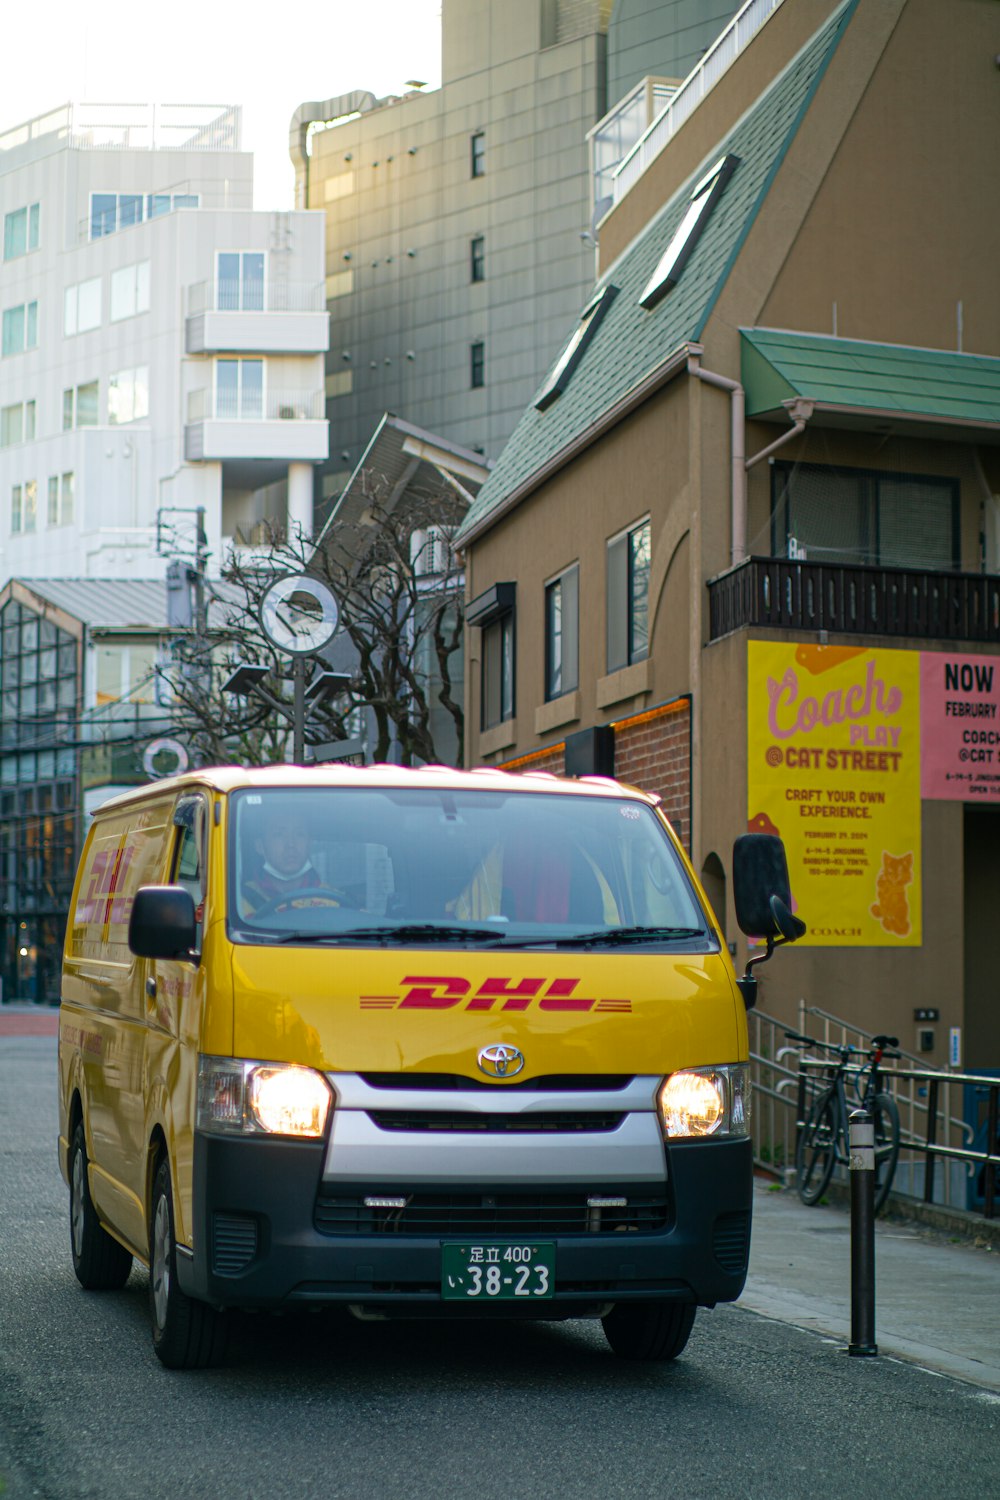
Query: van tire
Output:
[[150, 1158, 227, 1369], [69, 1122, 133, 1291], [601, 1300, 696, 1361]]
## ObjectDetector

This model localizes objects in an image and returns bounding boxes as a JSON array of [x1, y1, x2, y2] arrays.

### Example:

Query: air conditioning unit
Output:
[[410, 525, 455, 578]]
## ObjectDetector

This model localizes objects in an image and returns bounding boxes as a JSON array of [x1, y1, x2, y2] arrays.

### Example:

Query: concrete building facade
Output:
[[293, 0, 612, 508], [607, 0, 741, 104]]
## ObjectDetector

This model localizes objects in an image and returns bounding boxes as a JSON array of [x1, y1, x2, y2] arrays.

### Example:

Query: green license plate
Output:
[[441, 1243, 555, 1300]]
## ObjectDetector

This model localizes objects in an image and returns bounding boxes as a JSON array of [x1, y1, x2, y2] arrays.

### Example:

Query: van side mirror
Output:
[[731, 834, 806, 1010], [128, 885, 198, 962]]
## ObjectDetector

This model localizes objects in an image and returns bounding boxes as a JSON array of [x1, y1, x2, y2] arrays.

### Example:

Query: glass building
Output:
[[0, 596, 80, 1003], [0, 579, 173, 1004]]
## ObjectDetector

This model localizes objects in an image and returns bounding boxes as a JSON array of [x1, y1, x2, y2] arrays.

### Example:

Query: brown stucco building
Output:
[[455, 0, 1000, 1067]]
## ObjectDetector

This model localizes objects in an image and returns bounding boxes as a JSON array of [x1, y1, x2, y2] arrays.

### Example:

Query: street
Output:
[[2, 1031, 996, 1500]]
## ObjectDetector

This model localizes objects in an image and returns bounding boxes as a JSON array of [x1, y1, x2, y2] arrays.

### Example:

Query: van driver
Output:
[[240, 810, 341, 916]]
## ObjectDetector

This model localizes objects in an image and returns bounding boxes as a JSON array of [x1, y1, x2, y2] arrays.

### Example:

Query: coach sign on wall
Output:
[[747, 643, 922, 947], [920, 653, 1000, 803]]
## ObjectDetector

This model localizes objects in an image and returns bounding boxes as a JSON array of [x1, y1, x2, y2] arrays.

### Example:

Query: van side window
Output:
[[172, 798, 206, 947]]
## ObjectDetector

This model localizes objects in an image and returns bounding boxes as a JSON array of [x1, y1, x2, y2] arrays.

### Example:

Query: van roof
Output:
[[93, 763, 657, 812]]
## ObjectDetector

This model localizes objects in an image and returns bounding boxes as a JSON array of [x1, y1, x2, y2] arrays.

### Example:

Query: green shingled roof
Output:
[[456, 0, 855, 546], [741, 327, 1000, 429]]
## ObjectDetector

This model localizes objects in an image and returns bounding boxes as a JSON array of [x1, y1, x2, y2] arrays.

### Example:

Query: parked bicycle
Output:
[[786, 1031, 902, 1213]]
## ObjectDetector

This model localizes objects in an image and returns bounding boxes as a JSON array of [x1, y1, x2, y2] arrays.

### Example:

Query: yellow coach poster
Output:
[[747, 643, 921, 946]]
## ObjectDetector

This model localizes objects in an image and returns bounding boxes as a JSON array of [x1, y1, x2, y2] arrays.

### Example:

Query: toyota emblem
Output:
[[477, 1044, 525, 1079]]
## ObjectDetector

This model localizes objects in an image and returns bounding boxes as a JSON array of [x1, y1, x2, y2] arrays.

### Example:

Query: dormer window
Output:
[[639, 153, 739, 310], [534, 284, 618, 412]]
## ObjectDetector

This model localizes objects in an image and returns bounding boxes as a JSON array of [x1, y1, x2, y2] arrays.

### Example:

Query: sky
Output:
[[4, 1, 444, 210]]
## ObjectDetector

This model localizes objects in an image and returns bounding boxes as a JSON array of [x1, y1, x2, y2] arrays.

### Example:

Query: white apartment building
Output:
[[0, 103, 329, 583]]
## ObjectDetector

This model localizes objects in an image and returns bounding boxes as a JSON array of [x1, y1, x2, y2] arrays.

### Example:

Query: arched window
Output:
[[700, 852, 726, 938]]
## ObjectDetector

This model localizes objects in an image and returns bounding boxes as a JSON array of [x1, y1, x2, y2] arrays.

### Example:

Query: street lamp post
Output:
[[221, 662, 354, 766]]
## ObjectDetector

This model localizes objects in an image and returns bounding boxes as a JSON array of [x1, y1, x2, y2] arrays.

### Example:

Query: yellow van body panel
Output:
[[231, 948, 746, 1078], [60, 795, 175, 1256], [59, 788, 234, 1256]]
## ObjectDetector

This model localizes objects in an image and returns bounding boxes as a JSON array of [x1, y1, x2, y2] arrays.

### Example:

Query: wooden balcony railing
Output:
[[707, 557, 1000, 643]]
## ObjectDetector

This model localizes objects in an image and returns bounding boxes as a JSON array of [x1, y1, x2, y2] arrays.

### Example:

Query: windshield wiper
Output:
[[244, 922, 508, 947], [507, 925, 707, 949], [343, 923, 508, 945]]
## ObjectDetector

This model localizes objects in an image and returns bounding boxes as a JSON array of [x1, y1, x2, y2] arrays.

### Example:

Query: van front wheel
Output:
[[69, 1122, 133, 1290], [149, 1158, 227, 1369], [601, 1300, 696, 1361]]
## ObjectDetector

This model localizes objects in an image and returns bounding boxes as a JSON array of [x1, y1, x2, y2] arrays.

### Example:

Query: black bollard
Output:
[[848, 1108, 877, 1356]]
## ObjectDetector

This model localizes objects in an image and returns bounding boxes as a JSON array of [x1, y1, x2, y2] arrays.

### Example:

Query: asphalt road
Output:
[[2, 1033, 996, 1500]]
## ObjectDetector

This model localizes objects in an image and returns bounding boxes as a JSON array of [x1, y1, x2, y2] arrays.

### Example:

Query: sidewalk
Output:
[[0, 1003, 58, 1036], [745, 1178, 1000, 1391]]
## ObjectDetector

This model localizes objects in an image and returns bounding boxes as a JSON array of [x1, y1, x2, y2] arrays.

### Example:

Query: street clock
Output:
[[259, 574, 340, 656]]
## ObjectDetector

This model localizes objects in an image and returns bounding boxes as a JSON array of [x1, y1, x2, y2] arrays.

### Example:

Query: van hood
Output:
[[231, 946, 746, 1078]]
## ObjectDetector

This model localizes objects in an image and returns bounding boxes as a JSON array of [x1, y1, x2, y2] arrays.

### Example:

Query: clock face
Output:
[[259, 574, 340, 655]]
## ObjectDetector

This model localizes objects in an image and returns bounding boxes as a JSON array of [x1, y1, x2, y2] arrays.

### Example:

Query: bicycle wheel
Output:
[[796, 1093, 838, 1205], [872, 1092, 900, 1214]]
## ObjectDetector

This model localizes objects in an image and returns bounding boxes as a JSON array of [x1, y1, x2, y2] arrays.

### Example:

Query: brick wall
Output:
[[613, 700, 691, 851], [500, 697, 692, 851]]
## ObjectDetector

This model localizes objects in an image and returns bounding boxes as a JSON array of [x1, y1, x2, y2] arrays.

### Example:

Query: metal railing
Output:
[[0, 103, 240, 158], [708, 556, 1000, 643], [185, 279, 326, 316], [894, 1064, 997, 1219], [749, 1004, 993, 1216], [231, 518, 287, 549], [186, 388, 325, 423], [612, 0, 785, 202]]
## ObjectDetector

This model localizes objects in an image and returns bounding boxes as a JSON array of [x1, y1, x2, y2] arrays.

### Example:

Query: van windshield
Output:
[[228, 787, 712, 950]]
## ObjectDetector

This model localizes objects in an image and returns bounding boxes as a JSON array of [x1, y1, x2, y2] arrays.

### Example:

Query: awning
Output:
[[741, 328, 1000, 441]]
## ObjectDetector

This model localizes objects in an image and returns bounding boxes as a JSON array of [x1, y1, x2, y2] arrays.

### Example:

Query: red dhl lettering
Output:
[[361, 977, 631, 1013], [109, 846, 136, 924], [75, 850, 110, 924], [397, 976, 470, 1009], [75, 839, 137, 928]]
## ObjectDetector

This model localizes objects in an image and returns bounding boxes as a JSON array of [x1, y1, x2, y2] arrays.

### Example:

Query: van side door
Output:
[[144, 793, 209, 1251]]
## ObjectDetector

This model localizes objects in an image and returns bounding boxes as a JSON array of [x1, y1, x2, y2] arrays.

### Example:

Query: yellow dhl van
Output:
[[58, 763, 801, 1368]]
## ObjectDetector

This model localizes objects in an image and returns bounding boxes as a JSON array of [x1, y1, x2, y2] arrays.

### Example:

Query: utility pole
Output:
[[293, 658, 306, 765], [194, 505, 209, 644]]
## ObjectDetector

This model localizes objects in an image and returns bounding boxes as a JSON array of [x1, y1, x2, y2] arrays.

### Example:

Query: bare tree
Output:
[[159, 475, 467, 768]]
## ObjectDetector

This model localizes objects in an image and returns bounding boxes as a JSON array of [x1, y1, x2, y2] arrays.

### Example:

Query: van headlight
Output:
[[657, 1064, 750, 1139], [197, 1055, 332, 1139]]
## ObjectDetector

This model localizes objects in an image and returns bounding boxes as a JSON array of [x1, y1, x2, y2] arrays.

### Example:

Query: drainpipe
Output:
[[745, 398, 814, 470], [687, 352, 746, 566]]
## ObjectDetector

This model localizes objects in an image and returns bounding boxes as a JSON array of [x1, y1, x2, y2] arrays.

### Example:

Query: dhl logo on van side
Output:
[[60, 1023, 103, 1057], [360, 977, 632, 1013], [74, 840, 136, 930]]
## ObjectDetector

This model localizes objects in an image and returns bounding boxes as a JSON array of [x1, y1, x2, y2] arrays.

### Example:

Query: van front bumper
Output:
[[182, 1129, 753, 1314]]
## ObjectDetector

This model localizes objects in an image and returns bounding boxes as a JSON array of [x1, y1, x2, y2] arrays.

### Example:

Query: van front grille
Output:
[[314, 1189, 669, 1237], [359, 1073, 634, 1092], [366, 1110, 625, 1133]]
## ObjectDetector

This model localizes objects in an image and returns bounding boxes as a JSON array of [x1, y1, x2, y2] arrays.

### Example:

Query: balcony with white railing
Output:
[[588, 78, 680, 229], [185, 278, 329, 355], [184, 387, 328, 464], [611, 0, 786, 206]]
